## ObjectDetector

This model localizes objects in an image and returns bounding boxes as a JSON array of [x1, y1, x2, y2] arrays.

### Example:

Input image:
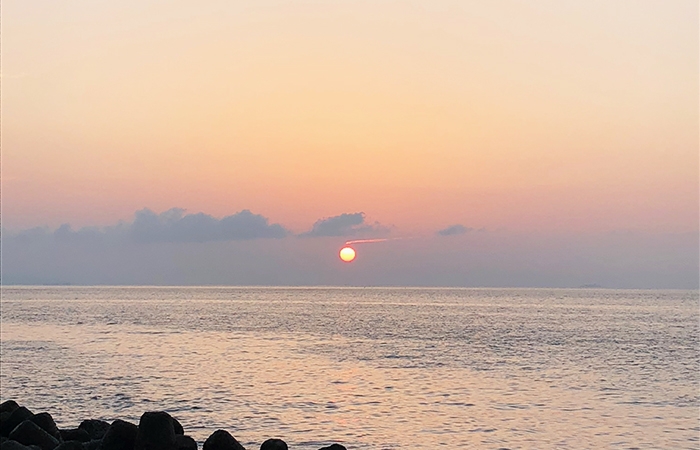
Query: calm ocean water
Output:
[[0, 286, 698, 449]]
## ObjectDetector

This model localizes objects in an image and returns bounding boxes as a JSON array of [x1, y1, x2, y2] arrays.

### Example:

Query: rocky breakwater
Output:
[[0, 401, 347, 450]]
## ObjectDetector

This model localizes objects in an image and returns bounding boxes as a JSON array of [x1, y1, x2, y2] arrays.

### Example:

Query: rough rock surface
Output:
[[260, 439, 287, 450], [54, 442, 85, 450], [134, 413, 176, 450], [29, 414, 60, 441], [0, 402, 352, 450], [202, 430, 245, 450], [1, 440, 34, 450], [174, 435, 196, 450], [83, 440, 102, 450], [98, 420, 138, 450], [170, 419, 183, 437], [7, 421, 59, 450], [59, 430, 91, 443], [0, 402, 20, 415], [1, 408, 34, 437], [79, 421, 111, 441]]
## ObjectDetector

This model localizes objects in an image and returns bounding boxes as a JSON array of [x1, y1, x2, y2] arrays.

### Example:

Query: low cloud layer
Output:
[[3, 210, 698, 288], [300, 212, 389, 238], [11, 208, 288, 244], [437, 224, 472, 236], [131, 208, 287, 243]]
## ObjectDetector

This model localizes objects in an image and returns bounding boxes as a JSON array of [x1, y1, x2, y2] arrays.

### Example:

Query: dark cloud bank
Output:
[[11, 209, 388, 244], [131, 208, 287, 243], [12, 208, 288, 244], [299, 212, 389, 238], [437, 224, 472, 236]]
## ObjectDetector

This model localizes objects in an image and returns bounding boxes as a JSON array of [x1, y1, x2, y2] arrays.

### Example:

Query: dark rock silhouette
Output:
[[1, 407, 34, 437], [98, 420, 138, 450], [0, 403, 21, 435], [174, 435, 196, 450], [7, 421, 59, 450], [84, 440, 102, 450], [1, 440, 34, 450], [134, 412, 176, 450], [54, 442, 85, 450], [0, 402, 351, 450], [29, 414, 60, 441], [0, 414, 12, 430], [202, 430, 245, 450], [260, 439, 287, 450], [0, 402, 20, 415], [79, 421, 111, 441], [58, 430, 91, 443], [170, 419, 183, 437]]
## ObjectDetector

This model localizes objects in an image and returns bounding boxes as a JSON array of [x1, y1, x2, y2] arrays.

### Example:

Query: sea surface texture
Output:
[[1, 287, 698, 449]]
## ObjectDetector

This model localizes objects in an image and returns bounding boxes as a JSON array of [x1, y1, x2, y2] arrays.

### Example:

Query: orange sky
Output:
[[3, 0, 698, 234]]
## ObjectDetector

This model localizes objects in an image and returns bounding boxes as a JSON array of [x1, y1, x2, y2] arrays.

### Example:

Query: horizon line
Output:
[[2, 284, 698, 291]]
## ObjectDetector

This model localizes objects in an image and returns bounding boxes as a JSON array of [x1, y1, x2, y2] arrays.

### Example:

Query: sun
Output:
[[339, 246, 356, 262]]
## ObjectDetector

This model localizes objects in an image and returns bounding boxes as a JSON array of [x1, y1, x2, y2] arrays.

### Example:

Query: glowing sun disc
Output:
[[339, 247, 356, 262]]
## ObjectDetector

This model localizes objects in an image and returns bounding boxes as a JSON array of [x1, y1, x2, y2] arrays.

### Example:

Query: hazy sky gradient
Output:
[[2, 1, 698, 287], [4, 216, 697, 288]]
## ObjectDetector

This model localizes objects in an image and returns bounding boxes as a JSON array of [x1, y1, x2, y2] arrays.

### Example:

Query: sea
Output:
[[0, 286, 698, 449]]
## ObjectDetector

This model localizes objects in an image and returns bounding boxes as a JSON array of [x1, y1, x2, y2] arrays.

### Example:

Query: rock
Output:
[[78, 421, 110, 441], [1, 440, 32, 450], [58, 431, 90, 444], [29, 414, 60, 441], [174, 436, 196, 450], [98, 420, 137, 450], [7, 421, 59, 450], [169, 419, 183, 437], [54, 442, 84, 450], [318, 445, 346, 450], [0, 403, 20, 416], [83, 440, 101, 450], [260, 439, 287, 450], [1, 408, 34, 438], [202, 430, 245, 450], [0, 413, 12, 428], [134, 413, 175, 450]]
